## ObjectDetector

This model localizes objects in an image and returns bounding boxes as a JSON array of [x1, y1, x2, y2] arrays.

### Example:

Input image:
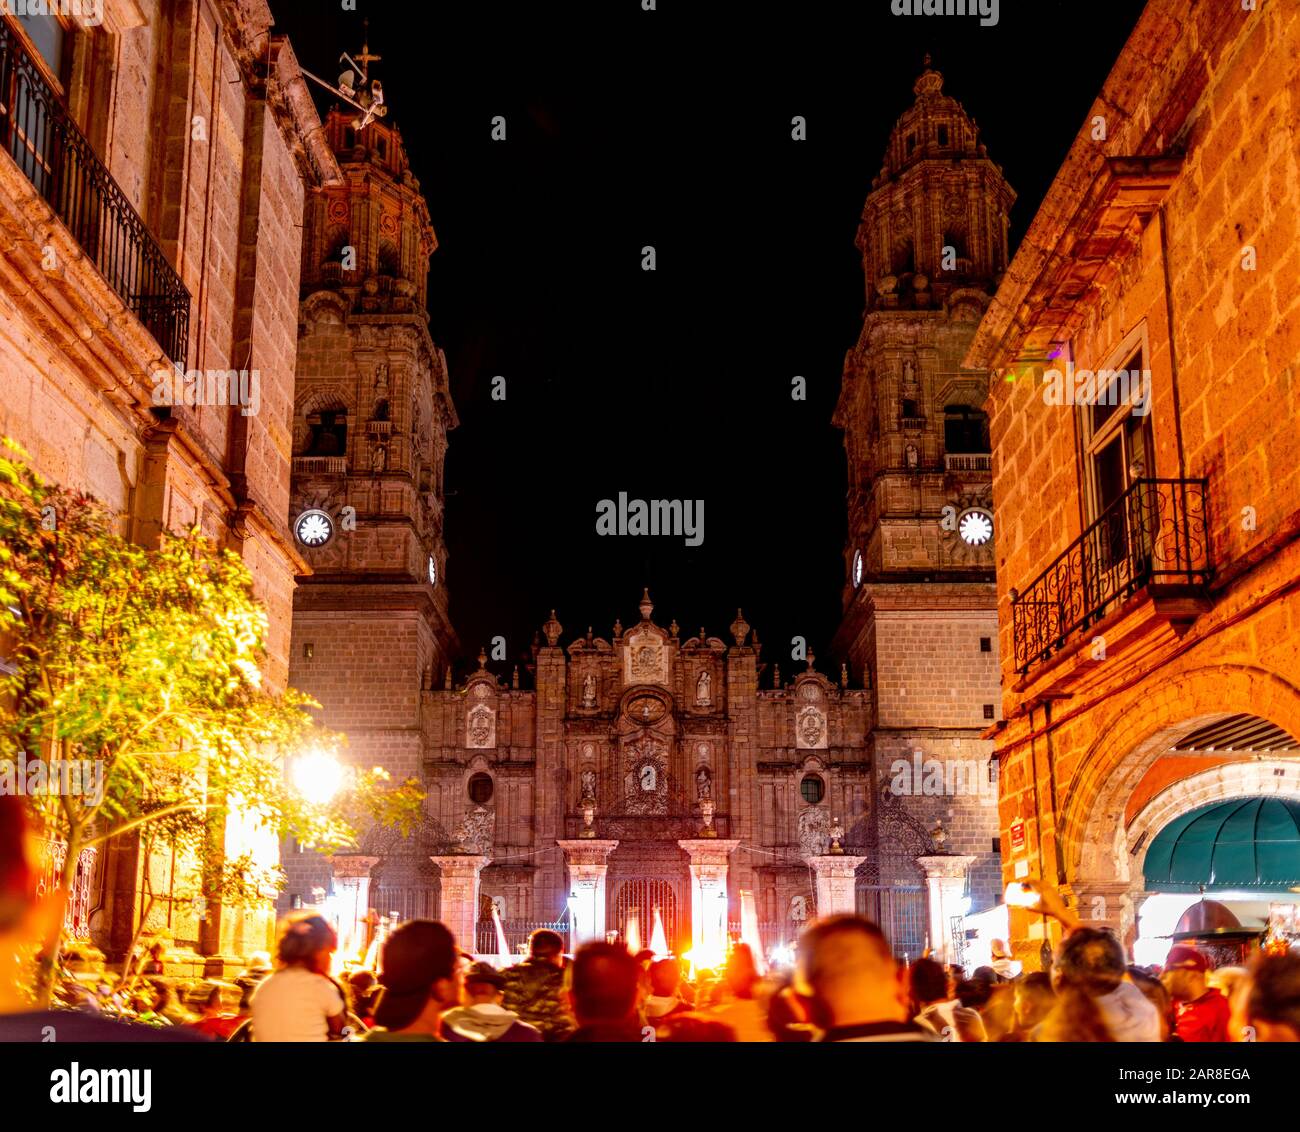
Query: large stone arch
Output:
[[1126, 759, 1300, 888], [1063, 663, 1300, 887]]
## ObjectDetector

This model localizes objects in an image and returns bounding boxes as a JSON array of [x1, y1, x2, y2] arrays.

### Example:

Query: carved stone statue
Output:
[[695, 766, 712, 800], [789, 894, 809, 923], [580, 769, 596, 800], [580, 796, 596, 838], [371, 442, 387, 472], [581, 671, 597, 708], [695, 668, 712, 706]]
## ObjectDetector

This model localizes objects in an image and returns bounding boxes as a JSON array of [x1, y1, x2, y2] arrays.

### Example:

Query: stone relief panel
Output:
[[453, 805, 494, 854], [466, 683, 496, 749], [622, 737, 669, 815], [623, 627, 668, 687], [797, 805, 831, 859], [795, 704, 828, 749]]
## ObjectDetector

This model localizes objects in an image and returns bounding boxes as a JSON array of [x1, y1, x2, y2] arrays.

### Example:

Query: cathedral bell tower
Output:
[[286, 34, 457, 844], [832, 58, 1011, 906]]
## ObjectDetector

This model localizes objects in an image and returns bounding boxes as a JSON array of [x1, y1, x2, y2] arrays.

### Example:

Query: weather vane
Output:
[[299, 17, 389, 131]]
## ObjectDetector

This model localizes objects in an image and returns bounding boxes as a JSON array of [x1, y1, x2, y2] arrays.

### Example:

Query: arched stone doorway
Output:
[[1061, 669, 1300, 945]]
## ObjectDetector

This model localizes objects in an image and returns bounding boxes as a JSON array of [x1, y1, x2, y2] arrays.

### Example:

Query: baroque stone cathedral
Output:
[[285, 60, 1006, 965]]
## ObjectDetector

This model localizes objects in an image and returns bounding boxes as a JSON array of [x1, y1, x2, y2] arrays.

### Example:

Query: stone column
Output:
[[557, 840, 618, 945], [678, 839, 740, 962], [430, 854, 490, 953], [808, 854, 867, 919], [916, 854, 975, 966], [328, 855, 379, 966], [1063, 879, 1138, 954]]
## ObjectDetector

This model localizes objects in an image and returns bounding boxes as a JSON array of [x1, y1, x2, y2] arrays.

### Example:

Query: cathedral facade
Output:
[[285, 61, 1007, 965]]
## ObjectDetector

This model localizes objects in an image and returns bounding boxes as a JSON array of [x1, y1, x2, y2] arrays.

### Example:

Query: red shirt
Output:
[[1174, 988, 1230, 1042]]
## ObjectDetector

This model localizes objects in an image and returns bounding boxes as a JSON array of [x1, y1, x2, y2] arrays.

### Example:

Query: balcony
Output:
[[1010, 478, 1212, 674], [293, 456, 347, 477], [0, 21, 190, 364], [945, 452, 992, 473]]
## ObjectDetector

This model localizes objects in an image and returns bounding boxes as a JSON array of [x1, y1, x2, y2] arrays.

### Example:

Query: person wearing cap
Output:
[[1162, 945, 1229, 1042], [359, 920, 464, 1042], [441, 961, 543, 1043]]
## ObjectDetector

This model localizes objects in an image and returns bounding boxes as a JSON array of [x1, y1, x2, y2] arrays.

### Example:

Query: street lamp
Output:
[[291, 750, 345, 806]]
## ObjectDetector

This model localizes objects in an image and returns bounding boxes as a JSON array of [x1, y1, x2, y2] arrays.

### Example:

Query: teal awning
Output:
[[1143, 796, 1300, 892]]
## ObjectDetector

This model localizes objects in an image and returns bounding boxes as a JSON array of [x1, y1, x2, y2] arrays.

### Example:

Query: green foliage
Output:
[[0, 439, 423, 874]]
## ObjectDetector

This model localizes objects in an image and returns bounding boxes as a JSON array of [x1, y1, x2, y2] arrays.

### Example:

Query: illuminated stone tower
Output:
[[833, 58, 1012, 917], [284, 43, 458, 905]]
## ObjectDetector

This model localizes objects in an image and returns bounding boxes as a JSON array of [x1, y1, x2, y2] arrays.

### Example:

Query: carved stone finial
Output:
[[613, 618, 623, 638], [477, 648, 488, 670], [542, 609, 562, 647], [586, 626, 593, 643], [512, 666, 520, 690], [773, 664, 781, 689], [669, 619, 678, 638], [806, 649, 816, 672], [841, 663, 849, 688], [730, 608, 750, 647], [639, 587, 654, 621], [698, 627, 707, 647], [444, 666, 452, 690]]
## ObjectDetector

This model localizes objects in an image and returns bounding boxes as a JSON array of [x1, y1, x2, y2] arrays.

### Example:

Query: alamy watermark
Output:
[[891, 0, 999, 28], [0, 754, 104, 808], [595, 493, 704, 547], [888, 751, 997, 798], [1040, 362, 1151, 417], [151, 365, 260, 417], [1, 0, 103, 27]]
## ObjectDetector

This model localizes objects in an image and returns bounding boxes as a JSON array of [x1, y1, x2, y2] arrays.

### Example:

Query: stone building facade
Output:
[[289, 62, 1012, 966], [832, 60, 1010, 931], [0, 0, 337, 968], [965, 0, 1300, 967]]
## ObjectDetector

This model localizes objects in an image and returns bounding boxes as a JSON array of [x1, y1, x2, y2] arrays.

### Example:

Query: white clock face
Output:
[[294, 509, 334, 548], [428, 555, 437, 585], [958, 509, 993, 546], [852, 549, 864, 587]]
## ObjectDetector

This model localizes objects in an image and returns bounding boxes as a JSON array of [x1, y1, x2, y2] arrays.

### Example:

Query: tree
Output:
[[0, 443, 423, 1005]]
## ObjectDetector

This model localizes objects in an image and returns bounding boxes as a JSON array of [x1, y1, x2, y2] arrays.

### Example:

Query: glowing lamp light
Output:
[[291, 751, 345, 806], [625, 910, 642, 955]]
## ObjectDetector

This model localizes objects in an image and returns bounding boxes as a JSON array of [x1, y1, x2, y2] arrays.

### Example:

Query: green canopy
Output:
[[1143, 796, 1300, 892]]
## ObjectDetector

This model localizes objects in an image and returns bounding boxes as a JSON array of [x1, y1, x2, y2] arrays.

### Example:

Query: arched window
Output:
[[304, 408, 348, 457]]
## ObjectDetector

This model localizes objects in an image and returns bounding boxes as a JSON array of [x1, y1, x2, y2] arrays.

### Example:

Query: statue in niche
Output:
[[581, 672, 597, 708], [790, 895, 809, 923], [371, 442, 387, 472], [696, 668, 712, 707], [639, 764, 657, 792], [580, 769, 596, 800], [902, 357, 917, 392], [695, 766, 712, 800], [905, 443, 919, 469]]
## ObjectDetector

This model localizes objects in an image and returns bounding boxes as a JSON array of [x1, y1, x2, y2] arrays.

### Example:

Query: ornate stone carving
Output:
[[453, 806, 494, 854], [623, 737, 668, 815], [581, 671, 597, 708], [580, 769, 596, 799], [624, 627, 667, 686], [695, 668, 712, 706], [798, 805, 831, 859], [796, 705, 828, 749], [466, 702, 495, 748]]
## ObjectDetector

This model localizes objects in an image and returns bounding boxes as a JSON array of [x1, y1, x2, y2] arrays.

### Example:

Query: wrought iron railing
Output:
[[1011, 477, 1211, 673], [473, 919, 571, 957], [0, 21, 190, 363]]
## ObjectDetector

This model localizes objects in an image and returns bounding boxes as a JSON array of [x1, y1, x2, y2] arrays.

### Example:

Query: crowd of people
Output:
[[55, 884, 1294, 1044]]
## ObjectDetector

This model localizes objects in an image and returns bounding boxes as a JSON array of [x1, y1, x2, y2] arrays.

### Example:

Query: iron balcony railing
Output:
[[0, 20, 189, 364], [1011, 477, 1211, 674]]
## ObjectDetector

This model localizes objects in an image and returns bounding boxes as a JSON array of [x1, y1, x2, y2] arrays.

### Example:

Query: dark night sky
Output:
[[270, 1, 1145, 684]]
